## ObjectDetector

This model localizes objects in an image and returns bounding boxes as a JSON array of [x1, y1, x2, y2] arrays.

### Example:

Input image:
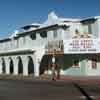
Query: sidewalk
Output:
[[0, 74, 100, 85], [58, 75, 100, 85]]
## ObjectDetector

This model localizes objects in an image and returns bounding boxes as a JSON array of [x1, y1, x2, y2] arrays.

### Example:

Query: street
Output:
[[0, 79, 100, 100]]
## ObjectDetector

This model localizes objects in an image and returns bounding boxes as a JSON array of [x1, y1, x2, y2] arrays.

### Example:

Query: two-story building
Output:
[[0, 12, 100, 77]]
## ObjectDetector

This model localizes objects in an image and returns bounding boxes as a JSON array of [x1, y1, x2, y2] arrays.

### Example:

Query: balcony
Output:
[[45, 40, 64, 55]]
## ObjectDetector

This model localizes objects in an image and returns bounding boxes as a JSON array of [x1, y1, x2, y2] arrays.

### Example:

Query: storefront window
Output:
[[91, 58, 97, 69], [73, 59, 79, 68]]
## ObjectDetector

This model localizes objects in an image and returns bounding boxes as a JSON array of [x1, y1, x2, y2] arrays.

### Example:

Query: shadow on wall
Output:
[[39, 54, 74, 75], [39, 54, 94, 75], [39, 55, 52, 75], [27, 56, 34, 75], [1, 58, 6, 74], [18, 57, 23, 74], [9, 58, 14, 74]]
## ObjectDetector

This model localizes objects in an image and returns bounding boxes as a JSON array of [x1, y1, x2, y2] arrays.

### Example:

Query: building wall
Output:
[[60, 55, 86, 76], [60, 55, 100, 76], [0, 14, 100, 77], [85, 56, 100, 76]]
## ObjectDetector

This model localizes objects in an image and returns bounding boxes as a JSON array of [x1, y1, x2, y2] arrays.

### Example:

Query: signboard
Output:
[[64, 39, 99, 53]]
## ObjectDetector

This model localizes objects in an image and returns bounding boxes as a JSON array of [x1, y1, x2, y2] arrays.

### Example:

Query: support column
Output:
[[0, 59, 2, 74], [33, 50, 44, 77], [5, 57, 10, 75], [34, 58, 40, 77], [22, 56, 28, 76], [12, 56, 18, 75]]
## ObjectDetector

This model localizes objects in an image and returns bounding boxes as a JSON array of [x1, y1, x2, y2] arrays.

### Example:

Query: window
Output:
[[53, 30, 57, 38], [73, 59, 79, 68], [40, 31, 47, 38], [30, 33, 36, 40], [91, 58, 97, 69]]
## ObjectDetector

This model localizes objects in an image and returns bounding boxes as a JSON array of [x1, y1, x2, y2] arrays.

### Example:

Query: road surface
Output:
[[0, 79, 100, 100]]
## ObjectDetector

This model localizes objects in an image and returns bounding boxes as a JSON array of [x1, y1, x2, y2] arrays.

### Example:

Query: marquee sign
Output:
[[64, 39, 99, 53]]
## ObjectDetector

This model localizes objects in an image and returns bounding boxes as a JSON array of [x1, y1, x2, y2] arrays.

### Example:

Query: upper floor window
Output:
[[40, 31, 47, 38], [81, 18, 97, 38], [53, 30, 57, 38], [30, 33, 36, 40], [83, 24, 92, 34]]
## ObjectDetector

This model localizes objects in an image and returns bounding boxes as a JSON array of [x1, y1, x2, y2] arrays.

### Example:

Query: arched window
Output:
[[40, 31, 47, 38], [30, 33, 36, 40]]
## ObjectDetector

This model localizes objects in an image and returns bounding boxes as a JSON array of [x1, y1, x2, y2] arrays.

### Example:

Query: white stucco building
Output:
[[0, 12, 100, 77]]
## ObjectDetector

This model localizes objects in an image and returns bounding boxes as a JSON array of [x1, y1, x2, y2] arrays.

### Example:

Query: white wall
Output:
[[98, 19, 100, 38], [85, 59, 100, 76]]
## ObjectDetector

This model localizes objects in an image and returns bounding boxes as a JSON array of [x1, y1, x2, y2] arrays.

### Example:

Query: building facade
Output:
[[0, 12, 100, 77]]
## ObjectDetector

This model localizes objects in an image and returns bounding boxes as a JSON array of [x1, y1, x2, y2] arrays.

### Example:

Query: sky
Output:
[[0, 0, 100, 38]]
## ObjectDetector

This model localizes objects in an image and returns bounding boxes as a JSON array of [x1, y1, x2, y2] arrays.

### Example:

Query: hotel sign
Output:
[[64, 39, 99, 53]]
